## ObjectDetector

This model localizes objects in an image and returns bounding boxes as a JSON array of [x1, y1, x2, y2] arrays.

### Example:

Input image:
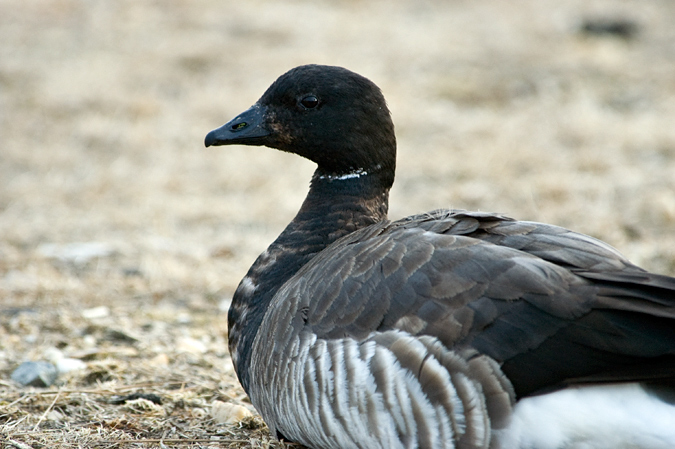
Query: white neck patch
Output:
[[318, 164, 381, 181]]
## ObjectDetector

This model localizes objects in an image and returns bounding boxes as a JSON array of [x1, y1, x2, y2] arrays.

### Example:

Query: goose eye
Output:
[[300, 95, 319, 109]]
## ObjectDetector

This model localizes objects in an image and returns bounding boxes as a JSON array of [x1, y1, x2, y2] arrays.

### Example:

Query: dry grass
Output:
[[1, 0, 675, 447]]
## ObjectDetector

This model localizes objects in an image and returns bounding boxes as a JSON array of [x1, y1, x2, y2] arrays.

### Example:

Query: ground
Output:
[[1, 0, 674, 447]]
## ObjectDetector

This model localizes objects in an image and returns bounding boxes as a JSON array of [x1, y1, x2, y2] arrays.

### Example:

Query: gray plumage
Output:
[[205, 65, 675, 449]]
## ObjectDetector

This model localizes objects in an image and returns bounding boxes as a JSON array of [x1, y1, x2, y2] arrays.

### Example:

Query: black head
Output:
[[205, 65, 396, 187]]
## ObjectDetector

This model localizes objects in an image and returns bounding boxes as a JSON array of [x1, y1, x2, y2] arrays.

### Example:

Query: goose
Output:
[[204, 64, 675, 449]]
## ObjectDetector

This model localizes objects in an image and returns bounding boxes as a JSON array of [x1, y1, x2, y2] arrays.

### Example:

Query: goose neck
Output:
[[228, 168, 390, 393]]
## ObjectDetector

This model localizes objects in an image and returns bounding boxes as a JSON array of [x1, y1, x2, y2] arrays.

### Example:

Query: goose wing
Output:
[[266, 210, 675, 395], [250, 210, 675, 448]]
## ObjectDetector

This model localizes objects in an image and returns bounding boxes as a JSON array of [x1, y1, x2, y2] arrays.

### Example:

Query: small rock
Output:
[[103, 328, 139, 343], [218, 297, 232, 313], [192, 407, 208, 419], [222, 358, 235, 374], [47, 410, 64, 422], [149, 353, 170, 367], [56, 357, 87, 374], [579, 18, 639, 39], [11, 361, 58, 387], [210, 400, 253, 424], [122, 398, 164, 414], [211, 246, 234, 258], [176, 312, 192, 325], [122, 267, 143, 277], [43, 347, 87, 374], [83, 335, 97, 348], [24, 334, 37, 344], [43, 346, 64, 362], [110, 392, 162, 405], [38, 242, 115, 264], [82, 306, 110, 319], [177, 337, 207, 355]]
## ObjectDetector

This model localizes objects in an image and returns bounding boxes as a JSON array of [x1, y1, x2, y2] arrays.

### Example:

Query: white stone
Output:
[[56, 357, 87, 374], [210, 400, 253, 424], [177, 337, 207, 354], [82, 306, 110, 319], [38, 242, 115, 264]]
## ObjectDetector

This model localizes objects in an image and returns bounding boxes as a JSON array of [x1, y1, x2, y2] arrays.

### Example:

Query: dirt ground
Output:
[[1, 0, 674, 447]]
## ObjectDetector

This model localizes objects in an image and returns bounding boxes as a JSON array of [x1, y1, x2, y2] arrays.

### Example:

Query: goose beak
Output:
[[205, 104, 270, 147]]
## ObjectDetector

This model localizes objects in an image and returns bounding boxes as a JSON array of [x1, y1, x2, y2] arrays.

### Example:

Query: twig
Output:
[[1, 414, 29, 431], [33, 389, 60, 431], [5, 394, 28, 408], [5, 439, 33, 449]]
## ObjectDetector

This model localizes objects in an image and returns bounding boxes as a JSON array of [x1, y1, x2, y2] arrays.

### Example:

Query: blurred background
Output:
[[1, 0, 674, 445]]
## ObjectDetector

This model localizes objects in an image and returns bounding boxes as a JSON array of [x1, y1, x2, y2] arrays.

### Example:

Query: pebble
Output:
[[11, 361, 58, 387], [218, 298, 232, 313], [47, 410, 64, 422], [580, 18, 639, 39], [149, 353, 170, 367], [177, 337, 207, 355], [56, 357, 87, 374], [123, 398, 164, 414], [38, 242, 115, 264], [210, 400, 253, 424], [43, 347, 87, 374], [82, 306, 110, 319]]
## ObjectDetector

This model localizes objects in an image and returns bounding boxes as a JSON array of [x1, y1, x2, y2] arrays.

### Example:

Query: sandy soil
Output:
[[1, 0, 674, 447]]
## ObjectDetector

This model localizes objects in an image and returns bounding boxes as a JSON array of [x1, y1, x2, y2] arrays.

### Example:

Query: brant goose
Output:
[[205, 65, 675, 449]]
